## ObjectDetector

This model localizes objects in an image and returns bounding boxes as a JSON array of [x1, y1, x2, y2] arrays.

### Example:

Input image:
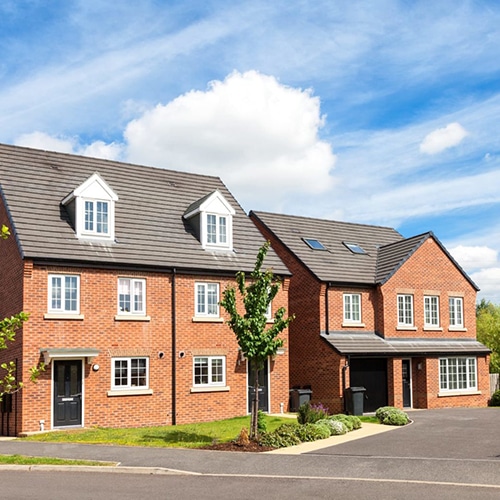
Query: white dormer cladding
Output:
[[184, 190, 235, 251], [62, 172, 118, 241]]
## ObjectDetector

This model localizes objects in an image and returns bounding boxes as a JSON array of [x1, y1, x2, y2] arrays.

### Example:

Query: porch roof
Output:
[[321, 332, 491, 357]]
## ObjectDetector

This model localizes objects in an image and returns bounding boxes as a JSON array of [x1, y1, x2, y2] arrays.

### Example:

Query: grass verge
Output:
[[0, 454, 115, 466], [22, 414, 294, 448]]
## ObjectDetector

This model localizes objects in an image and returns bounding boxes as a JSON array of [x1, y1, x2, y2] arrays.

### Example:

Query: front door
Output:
[[402, 359, 412, 408], [53, 360, 82, 427], [248, 360, 269, 413]]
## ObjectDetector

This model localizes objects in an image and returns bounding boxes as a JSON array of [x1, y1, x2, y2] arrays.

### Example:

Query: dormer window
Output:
[[184, 190, 235, 251], [62, 172, 118, 241]]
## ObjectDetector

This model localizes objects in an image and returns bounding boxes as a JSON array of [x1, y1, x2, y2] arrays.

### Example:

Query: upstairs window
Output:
[[195, 282, 220, 317], [48, 274, 80, 314], [397, 294, 414, 326], [118, 278, 146, 315], [62, 172, 118, 241], [207, 214, 227, 245], [85, 200, 109, 235], [449, 297, 464, 328], [183, 190, 235, 251], [424, 296, 440, 327], [343, 293, 361, 323]]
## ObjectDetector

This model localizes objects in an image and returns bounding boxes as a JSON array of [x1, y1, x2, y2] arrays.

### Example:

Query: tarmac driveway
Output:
[[312, 407, 500, 460]]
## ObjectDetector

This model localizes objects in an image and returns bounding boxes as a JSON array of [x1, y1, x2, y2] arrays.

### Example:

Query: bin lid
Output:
[[347, 386, 366, 391]]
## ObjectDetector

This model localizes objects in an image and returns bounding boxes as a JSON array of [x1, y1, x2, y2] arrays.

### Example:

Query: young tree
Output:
[[476, 299, 500, 373], [0, 224, 44, 402], [220, 241, 293, 440]]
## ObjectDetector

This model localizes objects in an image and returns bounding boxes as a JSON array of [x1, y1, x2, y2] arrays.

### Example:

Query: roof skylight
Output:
[[343, 242, 367, 254], [303, 238, 326, 250]]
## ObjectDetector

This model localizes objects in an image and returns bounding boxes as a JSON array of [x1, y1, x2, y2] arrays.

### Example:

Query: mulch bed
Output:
[[200, 441, 276, 452]]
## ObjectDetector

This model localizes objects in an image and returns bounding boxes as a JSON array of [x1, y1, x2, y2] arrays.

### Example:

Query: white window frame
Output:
[[206, 213, 228, 246], [397, 294, 414, 326], [83, 199, 110, 236], [449, 297, 464, 328], [195, 282, 220, 317], [439, 357, 477, 392], [111, 357, 149, 390], [193, 356, 226, 387], [343, 293, 361, 323], [424, 295, 440, 327], [48, 274, 80, 314], [118, 278, 146, 315]]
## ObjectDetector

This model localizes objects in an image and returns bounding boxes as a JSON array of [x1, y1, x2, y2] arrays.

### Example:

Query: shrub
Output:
[[257, 410, 267, 434], [297, 401, 329, 424], [489, 390, 500, 407], [375, 406, 409, 426], [318, 418, 348, 436], [295, 422, 331, 442], [259, 423, 301, 448], [330, 414, 354, 431]]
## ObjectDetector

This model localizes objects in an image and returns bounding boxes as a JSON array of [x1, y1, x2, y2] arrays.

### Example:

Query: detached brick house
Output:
[[0, 144, 290, 436], [250, 211, 490, 413]]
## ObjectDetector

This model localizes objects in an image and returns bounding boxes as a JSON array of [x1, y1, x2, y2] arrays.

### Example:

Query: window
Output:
[[397, 294, 414, 326], [48, 275, 80, 313], [424, 296, 439, 327], [206, 214, 227, 245], [439, 357, 477, 391], [449, 297, 464, 328], [118, 278, 146, 315], [112, 357, 149, 390], [193, 356, 225, 387], [303, 238, 326, 250], [343, 242, 366, 254], [343, 293, 361, 323], [84, 200, 109, 235], [195, 282, 220, 317]]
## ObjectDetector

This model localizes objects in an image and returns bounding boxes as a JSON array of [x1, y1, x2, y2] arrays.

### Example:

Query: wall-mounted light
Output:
[[92, 364, 100, 372]]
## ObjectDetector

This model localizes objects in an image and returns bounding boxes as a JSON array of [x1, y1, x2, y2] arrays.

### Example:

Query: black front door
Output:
[[402, 359, 411, 408], [53, 360, 82, 427], [248, 361, 269, 413], [350, 358, 388, 413]]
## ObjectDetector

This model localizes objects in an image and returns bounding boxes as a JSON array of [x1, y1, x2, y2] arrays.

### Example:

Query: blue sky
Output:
[[1, 0, 500, 302]]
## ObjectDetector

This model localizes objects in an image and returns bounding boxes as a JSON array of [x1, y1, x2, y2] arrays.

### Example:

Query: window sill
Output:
[[192, 316, 224, 323], [448, 327, 467, 332], [342, 322, 365, 328], [423, 326, 443, 331], [396, 326, 417, 331], [107, 389, 153, 397], [190, 386, 230, 393], [438, 390, 480, 397], [44, 313, 84, 320], [114, 315, 151, 322]]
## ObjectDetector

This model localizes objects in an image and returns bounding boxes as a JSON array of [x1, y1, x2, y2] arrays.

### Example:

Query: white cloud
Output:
[[124, 70, 336, 208], [419, 122, 468, 155], [448, 245, 498, 272], [470, 268, 500, 304], [14, 132, 122, 161]]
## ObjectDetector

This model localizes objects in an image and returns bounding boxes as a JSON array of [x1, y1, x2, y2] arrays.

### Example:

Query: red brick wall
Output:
[[3, 259, 289, 434]]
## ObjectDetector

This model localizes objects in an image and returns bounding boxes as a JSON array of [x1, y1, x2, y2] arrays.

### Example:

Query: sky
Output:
[[1, 0, 500, 303]]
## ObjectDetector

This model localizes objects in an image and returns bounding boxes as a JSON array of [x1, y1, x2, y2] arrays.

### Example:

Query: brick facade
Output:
[[1, 232, 289, 435], [251, 213, 490, 413]]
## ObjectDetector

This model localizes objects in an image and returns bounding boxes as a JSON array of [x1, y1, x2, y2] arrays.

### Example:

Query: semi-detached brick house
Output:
[[0, 144, 290, 436], [250, 211, 490, 414]]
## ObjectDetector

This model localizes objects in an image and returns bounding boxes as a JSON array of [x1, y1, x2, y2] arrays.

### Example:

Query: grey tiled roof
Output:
[[0, 143, 289, 275], [322, 332, 491, 356], [251, 211, 403, 284]]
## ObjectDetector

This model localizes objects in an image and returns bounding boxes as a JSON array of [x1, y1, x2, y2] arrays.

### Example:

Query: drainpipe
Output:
[[171, 268, 177, 425], [342, 355, 350, 413], [325, 283, 332, 336]]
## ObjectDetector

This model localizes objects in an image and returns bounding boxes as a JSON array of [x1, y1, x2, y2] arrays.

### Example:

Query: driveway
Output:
[[312, 407, 500, 460]]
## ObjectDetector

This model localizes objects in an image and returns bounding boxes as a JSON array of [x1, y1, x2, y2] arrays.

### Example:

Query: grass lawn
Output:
[[0, 454, 116, 466], [22, 414, 295, 448]]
